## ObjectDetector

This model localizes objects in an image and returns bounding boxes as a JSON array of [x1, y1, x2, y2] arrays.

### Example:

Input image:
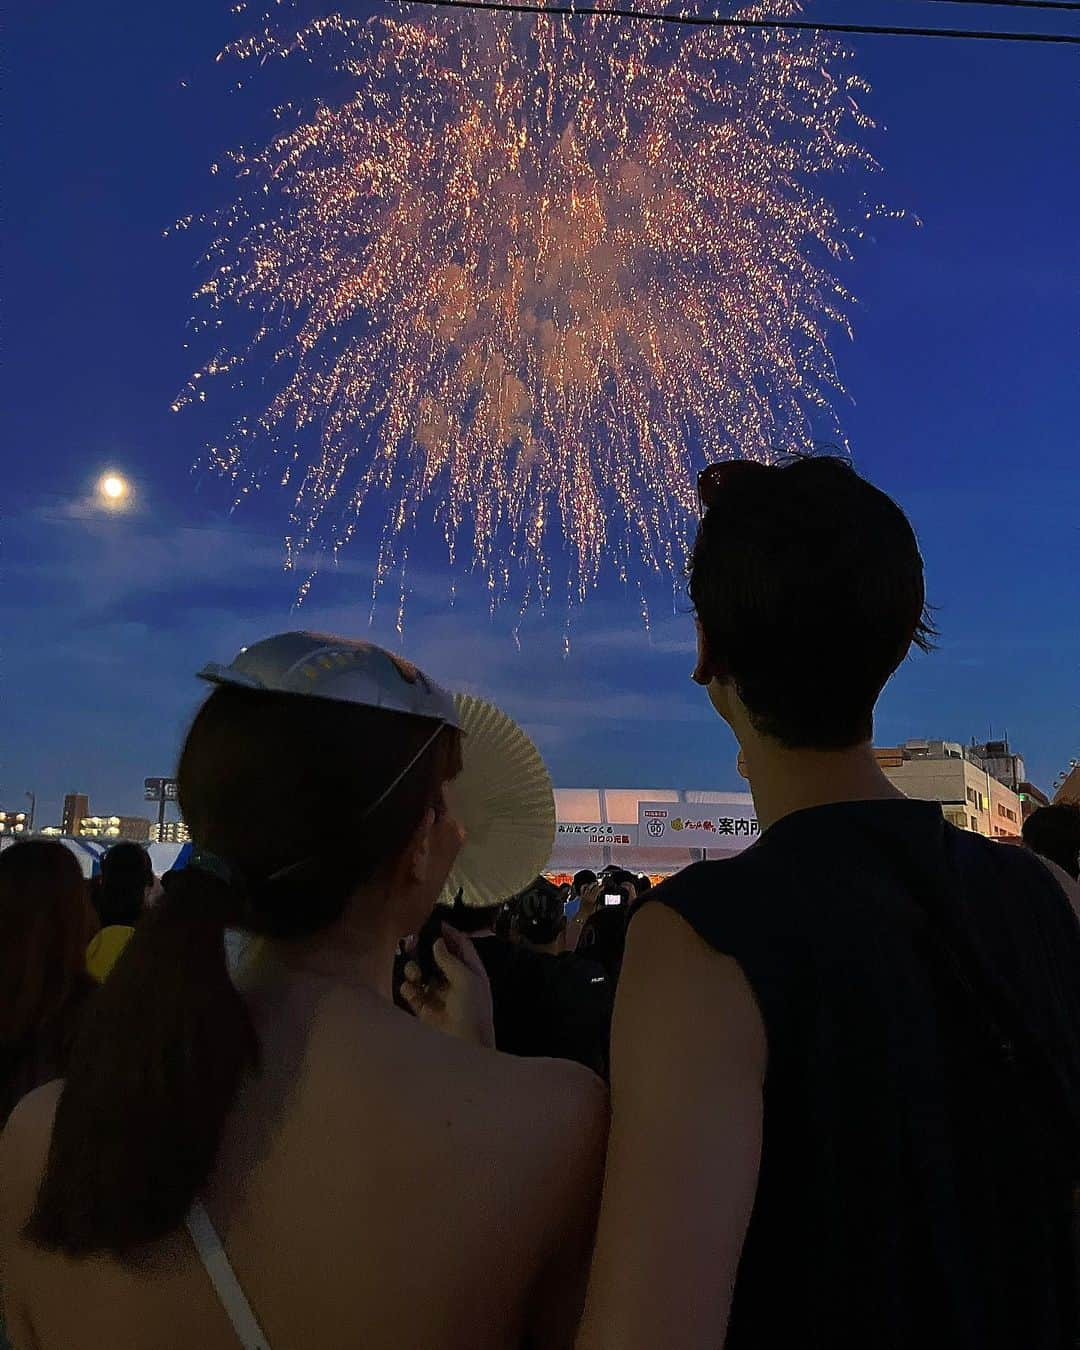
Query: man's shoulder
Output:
[[948, 825, 1080, 928], [645, 845, 787, 912]]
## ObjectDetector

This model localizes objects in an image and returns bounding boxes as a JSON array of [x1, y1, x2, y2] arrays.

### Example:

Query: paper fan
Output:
[[439, 693, 556, 908]]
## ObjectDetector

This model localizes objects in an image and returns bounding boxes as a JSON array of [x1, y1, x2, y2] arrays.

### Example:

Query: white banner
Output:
[[556, 821, 637, 847], [637, 801, 759, 849]]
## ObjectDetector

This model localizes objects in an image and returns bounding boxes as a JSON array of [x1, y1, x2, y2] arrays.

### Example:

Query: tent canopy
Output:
[[550, 787, 755, 878]]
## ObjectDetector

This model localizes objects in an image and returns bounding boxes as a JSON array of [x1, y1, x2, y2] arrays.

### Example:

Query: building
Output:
[[79, 815, 154, 842], [116, 816, 153, 843], [156, 820, 191, 844], [79, 816, 121, 839], [0, 809, 29, 837], [62, 792, 90, 836], [1053, 763, 1080, 806], [1017, 781, 1049, 822], [874, 740, 1022, 839], [971, 739, 1025, 793]]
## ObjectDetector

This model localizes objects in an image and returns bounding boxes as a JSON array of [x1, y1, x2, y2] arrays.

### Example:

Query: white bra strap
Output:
[[186, 1200, 273, 1350]]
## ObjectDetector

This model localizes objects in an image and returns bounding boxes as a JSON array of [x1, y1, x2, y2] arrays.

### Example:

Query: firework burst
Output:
[[176, 1, 890, 617]]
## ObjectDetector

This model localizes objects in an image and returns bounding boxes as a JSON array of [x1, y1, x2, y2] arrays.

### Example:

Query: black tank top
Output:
[[640, 799, 1080, 1350]]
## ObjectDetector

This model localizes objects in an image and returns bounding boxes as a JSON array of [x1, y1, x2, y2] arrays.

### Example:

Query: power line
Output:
[[401, 0, 1080, 42], [914, 0, 1080, 11]]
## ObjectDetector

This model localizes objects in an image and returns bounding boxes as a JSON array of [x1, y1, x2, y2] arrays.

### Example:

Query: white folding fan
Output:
[[440, 693, 556, 908]]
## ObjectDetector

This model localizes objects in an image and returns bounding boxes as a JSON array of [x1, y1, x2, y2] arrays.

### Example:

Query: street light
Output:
[[25, 790, 35, 834]]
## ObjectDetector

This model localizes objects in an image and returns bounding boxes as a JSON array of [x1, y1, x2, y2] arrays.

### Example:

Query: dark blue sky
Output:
[[4, 2, 1078, 827]]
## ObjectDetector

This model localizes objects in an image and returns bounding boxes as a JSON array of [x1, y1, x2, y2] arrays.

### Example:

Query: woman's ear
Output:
[[403, 807, 437, 884]]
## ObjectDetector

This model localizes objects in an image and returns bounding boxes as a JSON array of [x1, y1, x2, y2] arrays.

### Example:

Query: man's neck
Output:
[[743, 739, 904, 832]]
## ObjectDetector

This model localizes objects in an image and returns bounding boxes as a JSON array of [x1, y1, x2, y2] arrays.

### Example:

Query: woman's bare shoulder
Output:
[[410, 1007, 607, 1130], [1, 1080, 62, 1165], [385, 1009, 608, 1181], [0, 1080, 63, 1233]]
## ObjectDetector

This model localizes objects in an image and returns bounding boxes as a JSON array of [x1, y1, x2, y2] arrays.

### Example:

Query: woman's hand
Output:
[[400, 924, 496, 1049]]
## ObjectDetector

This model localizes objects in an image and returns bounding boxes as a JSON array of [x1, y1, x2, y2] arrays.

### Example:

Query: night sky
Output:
[[4, 2, 1078, 827]]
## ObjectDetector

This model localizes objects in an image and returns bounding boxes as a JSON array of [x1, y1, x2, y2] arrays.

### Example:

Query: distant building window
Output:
[[1006, 807, 1016, 822], [966, 787, 977, 805], [970, 816, 979, 832]]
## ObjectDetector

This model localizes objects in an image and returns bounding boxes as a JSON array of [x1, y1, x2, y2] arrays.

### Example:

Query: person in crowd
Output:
[[572, 869, 598, 896], [565, 869, 598, 921], [513, 879, 574, 956], [512, 879, 612, 1073], [0, 842, 96, 1129], [411, 883, 611, 1075], [85, 842, 158, 982], [0, 634, 605, 1350], [504, 879, 611, 1073], [569, 869, 637, 983], [1023, 801, 1080, 883], [571, 457, 1080, 1349]]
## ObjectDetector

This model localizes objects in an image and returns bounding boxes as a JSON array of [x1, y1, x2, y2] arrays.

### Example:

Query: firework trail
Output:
[[175, 1, 892, 617]]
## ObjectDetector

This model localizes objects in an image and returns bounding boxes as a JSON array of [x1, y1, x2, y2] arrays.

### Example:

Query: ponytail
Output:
[[26, 681, 462, 1259], [25, 867, 259, 1257]]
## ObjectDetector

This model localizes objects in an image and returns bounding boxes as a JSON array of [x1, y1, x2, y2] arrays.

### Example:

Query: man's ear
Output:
[[693, 618, 721, 686]]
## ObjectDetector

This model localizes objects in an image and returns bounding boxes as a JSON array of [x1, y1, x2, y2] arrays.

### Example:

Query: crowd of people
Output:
[[1, 455, 1079, 1350]]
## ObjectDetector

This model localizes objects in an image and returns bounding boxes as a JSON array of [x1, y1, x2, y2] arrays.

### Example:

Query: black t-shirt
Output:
[[640, 799, 1080, 1350], [576, 904, 630, 984], [474, 937, 611, 1076]]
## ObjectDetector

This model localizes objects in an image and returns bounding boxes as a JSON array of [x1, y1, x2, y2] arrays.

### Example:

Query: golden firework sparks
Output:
[[175, 1, 896, 619]]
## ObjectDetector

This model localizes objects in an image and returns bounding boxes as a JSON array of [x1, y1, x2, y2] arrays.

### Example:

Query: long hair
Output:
[[27, 684, 461, 1257], [0, 841, 96, 1124]]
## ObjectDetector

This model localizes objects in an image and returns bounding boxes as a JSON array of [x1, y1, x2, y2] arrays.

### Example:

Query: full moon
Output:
[[97, 473, 130, 504]]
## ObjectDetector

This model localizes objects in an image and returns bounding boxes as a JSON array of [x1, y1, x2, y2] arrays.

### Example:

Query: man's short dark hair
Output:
[[690, 456, 934, 749], [605, 868, 636, 888], [95, 841, 153, 928], [512, 877, 567, 946], [572, 869, 598, 893], [1022, 803, 1080, 881]]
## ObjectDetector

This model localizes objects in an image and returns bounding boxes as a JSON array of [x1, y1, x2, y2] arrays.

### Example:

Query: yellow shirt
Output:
[[86, 925, 135, 982]]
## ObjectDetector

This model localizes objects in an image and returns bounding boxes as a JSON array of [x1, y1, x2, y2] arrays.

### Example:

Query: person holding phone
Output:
[[570, 871, 637, 985]]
